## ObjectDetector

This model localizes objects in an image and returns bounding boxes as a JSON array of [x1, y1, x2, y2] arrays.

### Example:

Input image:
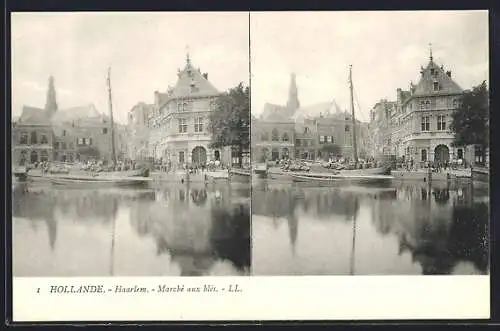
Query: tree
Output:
[[209, 83, 250, 168], [320, 143, 342, 161], [450, 81, 489, 164]]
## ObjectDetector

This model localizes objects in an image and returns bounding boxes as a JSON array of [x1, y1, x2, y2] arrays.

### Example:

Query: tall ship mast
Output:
[[348, 65, 358, 164], [107, 67, 117, 165]]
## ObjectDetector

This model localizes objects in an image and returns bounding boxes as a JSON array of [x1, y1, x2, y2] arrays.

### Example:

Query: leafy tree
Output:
[[209, 83, 250, 168], [450, 81, 489, 163], [320, 143, 342, 161]]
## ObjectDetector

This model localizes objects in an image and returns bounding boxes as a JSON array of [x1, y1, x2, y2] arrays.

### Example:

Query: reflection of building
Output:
[[129, 54, 235, 167], [368, 48, 485, 166], [251, 73, 369, 162], [370, 182, 489, 275], [12, 76, 127, 165]]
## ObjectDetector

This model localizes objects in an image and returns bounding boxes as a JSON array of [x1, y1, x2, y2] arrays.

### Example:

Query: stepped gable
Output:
[[413, 56, 463, 96]]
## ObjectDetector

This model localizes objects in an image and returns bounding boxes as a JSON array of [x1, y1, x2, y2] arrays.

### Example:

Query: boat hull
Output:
[[49, 176, 151, 187]]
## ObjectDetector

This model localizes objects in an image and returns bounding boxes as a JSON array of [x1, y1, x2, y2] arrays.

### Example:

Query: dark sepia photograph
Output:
[[250, 11, 489, 276], [11, 12, 251, 277]]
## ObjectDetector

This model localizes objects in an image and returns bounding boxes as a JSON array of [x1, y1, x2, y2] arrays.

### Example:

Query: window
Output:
[[194, 117, 203, 133], [457, 148, 463, 160], [179, 151, 185, 163], [63, 130, 66, 136], [30, 132, 37, 144], [437, 115, 446, 131], [326, 136, 332, 143], [421, 116, 430, 131], [319, 135, 325, 144], [452, 99, 459, 108], [177, 101, 183, 112], [433, 82, 440, 91], [304, 127, 310, 134], [41, 134, 48, 144], [178, 119, 187, 133], [420, 101, 425, 110], [425, 100, 431, 109], [295, 139, 301, 147], [20, 132, 28, 144], [103, 128, 108, 134], [345, 125, 350, 132], [430, 68, 435, 75], [421, 149, 427, 162], [272, 128, 279, 141], [282, 132, 289, 142], [54, 142, 60, 149], [261, 132, 269, 141]]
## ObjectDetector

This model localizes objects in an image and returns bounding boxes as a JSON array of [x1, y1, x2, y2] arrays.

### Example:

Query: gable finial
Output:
[[429, 43, 433, 62]]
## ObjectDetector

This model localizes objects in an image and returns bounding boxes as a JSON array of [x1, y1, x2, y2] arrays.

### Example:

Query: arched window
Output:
[[425, 100, 431, 109], [282, 132, 290, 142], [30, 131, 37, 144], [304, 127, 310, 134], [271, 128, 279, 141], [261, 132, 269, 141], [41, 134, 48, 144]]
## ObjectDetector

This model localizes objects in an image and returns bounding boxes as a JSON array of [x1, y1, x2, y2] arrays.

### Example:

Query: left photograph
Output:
[[11, 12, 251, 276]]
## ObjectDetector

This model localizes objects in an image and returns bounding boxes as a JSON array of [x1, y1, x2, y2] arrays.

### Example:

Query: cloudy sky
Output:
[[11, 12, 249, 123], [251, 11, 489, 122]]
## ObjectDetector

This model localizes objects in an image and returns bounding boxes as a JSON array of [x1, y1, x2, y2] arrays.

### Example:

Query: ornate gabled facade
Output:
[[145, 54, 231, 167], [370, 49, 468, 166]]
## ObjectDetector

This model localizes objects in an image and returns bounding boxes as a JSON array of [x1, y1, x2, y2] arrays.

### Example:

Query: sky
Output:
[[250, 11, 489, 122], [11, 12, 250, 124]]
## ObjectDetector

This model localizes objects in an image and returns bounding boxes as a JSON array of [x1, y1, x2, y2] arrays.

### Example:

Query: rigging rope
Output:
[[353, 86, 367, 122]]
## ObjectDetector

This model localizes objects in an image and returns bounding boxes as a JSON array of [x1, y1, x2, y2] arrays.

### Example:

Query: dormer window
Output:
[[430, 68, 435, 75], [433, 81, 440, 91]]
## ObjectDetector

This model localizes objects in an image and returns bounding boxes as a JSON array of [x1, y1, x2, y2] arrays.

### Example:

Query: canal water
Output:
[[12, 182, 251, 277], [252, 180, 489, 276]]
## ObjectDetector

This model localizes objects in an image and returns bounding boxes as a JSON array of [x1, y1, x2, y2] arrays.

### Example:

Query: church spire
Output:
[[185, 45, 191, 66], [429, 43, 433, 62], [45, 75, 58, 117], [286, 72, 300, 115]]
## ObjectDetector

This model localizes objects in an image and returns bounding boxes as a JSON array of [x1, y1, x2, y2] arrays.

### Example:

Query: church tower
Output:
[[45, 76, 58, 117], [286, 73, 300, 117]]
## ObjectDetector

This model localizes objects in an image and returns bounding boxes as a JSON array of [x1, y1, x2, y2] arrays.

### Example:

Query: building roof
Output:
[[292, 100, 343, 121], [18, 106, 52, 125], [413, 58, 463, 96], [261, 103, 293, 122], [51, 104, 107, 124], [168, 58, 220, 100]]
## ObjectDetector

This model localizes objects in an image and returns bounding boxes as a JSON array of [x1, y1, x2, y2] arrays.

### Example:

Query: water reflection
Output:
[[13, 183, 251, 276], [252, 181, 489, 275]]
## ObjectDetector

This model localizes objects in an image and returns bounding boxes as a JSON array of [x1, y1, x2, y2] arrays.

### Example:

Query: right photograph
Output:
[[250, 11, 490, 276]]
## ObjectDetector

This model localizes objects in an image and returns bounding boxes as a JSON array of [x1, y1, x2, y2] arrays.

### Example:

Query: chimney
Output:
[[203, 73, 208, 79], [446, 71, 452, 78]]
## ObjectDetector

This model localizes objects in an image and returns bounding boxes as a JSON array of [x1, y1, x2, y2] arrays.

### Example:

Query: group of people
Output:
[[154, 159, 227, 174], [398, 158, 466, 172]]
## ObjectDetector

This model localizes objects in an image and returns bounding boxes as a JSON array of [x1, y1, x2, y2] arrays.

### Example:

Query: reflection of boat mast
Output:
[[109, 199, 118, 276], [349, 204, 357, 276]]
